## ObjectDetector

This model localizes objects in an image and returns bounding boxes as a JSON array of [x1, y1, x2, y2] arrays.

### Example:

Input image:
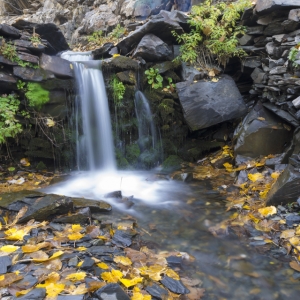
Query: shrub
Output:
[[25, 83, 50, 110], [110, 76, 125, 107], [145, 68, 163, 89]]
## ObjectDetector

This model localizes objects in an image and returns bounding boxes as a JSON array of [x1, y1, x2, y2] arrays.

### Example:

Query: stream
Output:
[[45, 170, 300, 300]]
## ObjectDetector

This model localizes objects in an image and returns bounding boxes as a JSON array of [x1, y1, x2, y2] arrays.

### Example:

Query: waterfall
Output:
[[134, 91, 163, 166], [61, 51, 116, 171]]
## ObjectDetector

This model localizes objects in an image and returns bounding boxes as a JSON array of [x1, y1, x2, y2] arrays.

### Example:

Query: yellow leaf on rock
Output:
[[97, 262, 109, 269], [68, 283, 88, 295], [290, 237, 300, 247], [0, 275, 4, 281], [113, 54, 120, 57], [68, 232, 84, 241], [46, 118, 55, 127], [5, 228, 27, 240], [120, 277, 143, 288], [139, 265, 166, 281], [101, 269, 123, 283], [77, 261, 83, 267], [16, 288, 32, 297], [248, 214, 261, 224], [0, 273, 23, 287], [223, 162, 233, 172], [258, 206, 277, 217], [131, 292, 151, 300], [114, 256, 132, 266], [22, 242, 50, 253], [280, 229, 295, 239], [32, 250, 63, 262], [37, 282, 65, 297], [66, 272, 87, 281], [166, 269, 180, 280], [248, 173, 264, 182], [20, 158, 30, 167], [0, 245, 19, 253], [72, 224, 83, 232], [271, 172, 280, 179]]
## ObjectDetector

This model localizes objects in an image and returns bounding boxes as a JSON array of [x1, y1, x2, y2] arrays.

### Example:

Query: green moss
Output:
[[162, 155, 183, 172], [25, 83, 50, 110], [126, 143, 140, 166], [36, 161, 47, 170], [115, 149, 130, 169]]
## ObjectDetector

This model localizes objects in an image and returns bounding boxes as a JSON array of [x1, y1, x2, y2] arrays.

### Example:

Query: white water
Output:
[[61, 51, 116, 170]]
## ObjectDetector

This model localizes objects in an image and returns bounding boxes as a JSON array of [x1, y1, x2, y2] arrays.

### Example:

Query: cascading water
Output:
[[61, 51, 116, 171]]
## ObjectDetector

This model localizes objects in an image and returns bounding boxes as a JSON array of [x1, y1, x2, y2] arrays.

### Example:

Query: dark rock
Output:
[[239, 34, 254, 46], [17, 52, 39, 64], [14, 275, 38, 289], [180, 62, 204, 81], [57, 296, 84, 300], [9, 264, 27, 273], [286, 213, 300, 226], [116, 70, 136, 85], [68, 256, 78, 267], [242, 57, 262, 69], [176, 75, 247, 131], [246, 26, 264, 35], [266, 164, 300, 206], [0, 72, 17, 91], [12, 20, 69, 55], [234, 102, 293, 158], [117, 10, 186, 55], [133, 34, 172, 62], [13, 66, 55, 81], [92, 43, 114, 60], [104, 191, 122, 199], [80, 257, 95, 270], [0, 256, 12, 274], [95, 283, 130, 300], [102, 56, 139, 71], [89, 246, 116, 256], [269, 66, 287, 75], [166, 256, 182, 268], [13, 288, 46, 300], [146, 283, 168, 299], [0, 55, 18, 66], [161, 275, 190, 294], [40, 53, 73, 79], [255, 0, 300, 15], [251, 68, 267, 84], [112, 230, 132, 248], [72, 198, 112, 213], [0, 24, 20, 38], [52, 207, 90, 224], [289, 9, 300, 22], [13, 39, 46, 53]]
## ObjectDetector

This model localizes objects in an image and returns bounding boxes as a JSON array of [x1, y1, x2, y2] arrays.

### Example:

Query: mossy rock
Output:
[[139, 149, 160, 169], [25, 82, 50, 110], [102, 56, 139, 71], [116, 70, 136, 85], [115, 148, 130, 169], [126, 143, 140, 166], [162, 155, 183, 172]]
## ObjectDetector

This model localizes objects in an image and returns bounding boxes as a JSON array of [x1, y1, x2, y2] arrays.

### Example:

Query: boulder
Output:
[[117, 10, 186, 55], [234, 102, 293, 158], [13, 66, 55, 82], [255, 0, 300, 15], [13, 39, 46, 53], [0, 24, 20, 38], [40, 53, 73, 79], [0, 72, 17, 91], [176, 75, 247, 131], [266, 164, 300, 205], [92, 43, 114, 60], [95, 283, 130, 300], [132, 34, 172, 61]]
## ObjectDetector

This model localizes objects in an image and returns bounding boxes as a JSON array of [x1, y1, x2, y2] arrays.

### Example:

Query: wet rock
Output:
[[266, 164, 300, 206], [80, 257, 95, 270], [102, 56, 139, 71], [95, 283, 130, 300], [112, 230, 133, 248], [13, 66, 55, 82], [13, 39, 46, 53], [89, 246, 116, 256], [68, 256, 78, 267], [104, 191, 122, 199], [15, 275, 38, 289], [116, 70, 136, 85], [166, 256, 182, 268], [92, 43, 114, 60], [40, 53, 73, 79], [133, 34, 172, 62], [52, 207, 90, 224], [17, 52, 39, 65], [72, 198, 112, 213], [242, 56, 262, 69], [255, 0, 300, 15], [57, 296, 84, 300], [234, 102, 293, 158], [176, 75, 247, 131], [146, 283, 168, 299], [0, 256, 12, 274], [251, 68, 267, 84], [289, 9, 300, 22], [180, 62, 204, 81], [13, 288, 46, 299], [0, 73, 17, 91], [160, 275, 190, 294], [286, 213, 300, 226], [0, 24, 20, 38], [0, 55, 18, 66]]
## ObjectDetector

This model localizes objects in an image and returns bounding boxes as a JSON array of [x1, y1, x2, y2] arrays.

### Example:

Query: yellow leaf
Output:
[[16, 288, 32, 297], [258, 206, 277, 217], [211, 77, 219, 82], [101, 269, 123, 283], [68, 283, 88, 295], [32, 250, 63, 262], [46, 118, 56, 127], [22, 242, 50, 253], [131, 292, 151, 300], [248, 173, 264, 182], [223, 162, 233, 172], [66, 272, 87, 281], [257, 117, 265, 121], [37, 282, 65, 297], [76, 246, 87, 251], [20, 158, 30, 167], [72, 224, 83, 232], [5, 228, 27, 240], [139, 265, 166, 281], [271, 172, 280, 179], [280, 229, 295, 239], [0, 275, 4, 281], [0, 273, 23, 287], [242, 204, 250, 210], [0, 245, 19, 253], [114, 256, 132, 266], [68, 232, 84, 241], [166, 269, 180, 280], [120, 277, 143, 288], [113, 54, 120, 57], [77, 261, 83, 267], [290, 237, 300, 247], [97, 262, 109, 269], [248, 214, 261, 224]]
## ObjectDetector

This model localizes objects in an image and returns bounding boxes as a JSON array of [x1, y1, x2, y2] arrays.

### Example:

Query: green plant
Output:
[[0, 94, 23, 144], [0, 37, 38, 68], [145, 68, 163, 89], [166, 77, 175, 92], [288, 44, 300, 67], [30, 33, 42, 47], [110, 76, 125, 106], [108, 24, 126, 41], [172, 0, 252, 67], [87, 30, 104, 45], [17, 80, 26, 91], [25, 83, 50, 110]]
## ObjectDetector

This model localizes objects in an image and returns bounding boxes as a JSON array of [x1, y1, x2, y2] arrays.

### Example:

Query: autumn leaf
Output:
[[97, 262, 109, 269], [66, 272, 87, 281], [20, 158, 30, 167], [0, 272, 23, 287], [68, 283, 88, 295], [139, 265, 166, 281], [68, 232, 84, 241], [120, 277, 143, 288], [16, 288, 33, 297], [5, 228, 28, 240], [223, 162, 233, 172], [37, 282, 65, 297], [101, 269, 123, 283], [0, 245, 19, 253], [131, 292, 151, 300], [290, 261, 300, 272], [280, 229, 295, 239], [71, 224, 83, 232], [248, 173, 264, 182], [76, 246, 87, 251], [114, 256, 132, 266], [258, 206, 277, 217], [22, 242, 50, 253], [166, 269, 180, 280], [46, 118, 56, 127]]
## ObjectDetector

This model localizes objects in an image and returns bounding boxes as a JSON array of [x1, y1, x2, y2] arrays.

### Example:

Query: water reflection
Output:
[[45, 171, 300, 299]]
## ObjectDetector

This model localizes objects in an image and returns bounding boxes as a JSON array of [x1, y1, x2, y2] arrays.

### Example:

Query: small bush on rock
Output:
[[25, 83, 50, 110]]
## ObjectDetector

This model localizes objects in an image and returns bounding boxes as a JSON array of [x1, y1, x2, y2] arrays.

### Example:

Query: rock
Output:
[[112, 230, 133, 248], [17, 52, 39, 65], [92, 43, 114, 60], [117, 10, 185, 55], [13, 66, 55, 82], [239, 34, 254, 46], [72, 198, 112, 213], [234, 102, 293, 158], [95, 283, 130, 300], [57, 296, 84, 300], [104, 191, 122, 199], [13, 39, 45, 54], [180, 62, 205, 81], [116, 70, 136, 85], [40, 53, 73, 79], [52, 207, 91, 224], [13, 288, 46, 300], [0, 73, 17, 91], [102, 56, 139, 71], [0, 55, 18, 66], [286, 213, 300, 226], [289, 9, 300, 22], [176, 75, 247, 131], [269, 66, 287, 75], [266, 164, 300, 205], [132, 34, 172, 62], [146, 283, 168, 299], [0, 256, 12, 274], [251, 68, 267, 84], [0, 24, 20, 38], [89, 246, 116, 256], [293, 96, 300, 109], [161, 276, 190, 294], [80, 257, 95, 270], [242, 57, 262, 69], [15, 275, 38, 289], [255, 0, 300, 15]]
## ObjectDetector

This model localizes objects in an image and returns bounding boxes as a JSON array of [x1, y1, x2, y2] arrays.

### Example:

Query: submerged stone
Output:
[[0, 256, 12, 274], [13, 288, 46, 299], [146, 283, 168, 299], [161, 275, 190, 294], [95, 283, 130, 300], [112, 230, 133, 248]]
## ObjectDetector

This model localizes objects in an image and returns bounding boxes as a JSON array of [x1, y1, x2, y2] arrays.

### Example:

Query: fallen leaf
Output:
[[248, 173, 264, 182], [290, 261, 300, 272], [280, 229, 295, 239], [101, 269, 123, 283], [46, 118, 56, 127], [120, 277, 143, 288], [97, 262, 109, 269], [114, 256, 132, 266], [66, 272, 87, 281], [258, 206, 277, 217], [0, 273, 23, 287], [0, 245, 19, 253]]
